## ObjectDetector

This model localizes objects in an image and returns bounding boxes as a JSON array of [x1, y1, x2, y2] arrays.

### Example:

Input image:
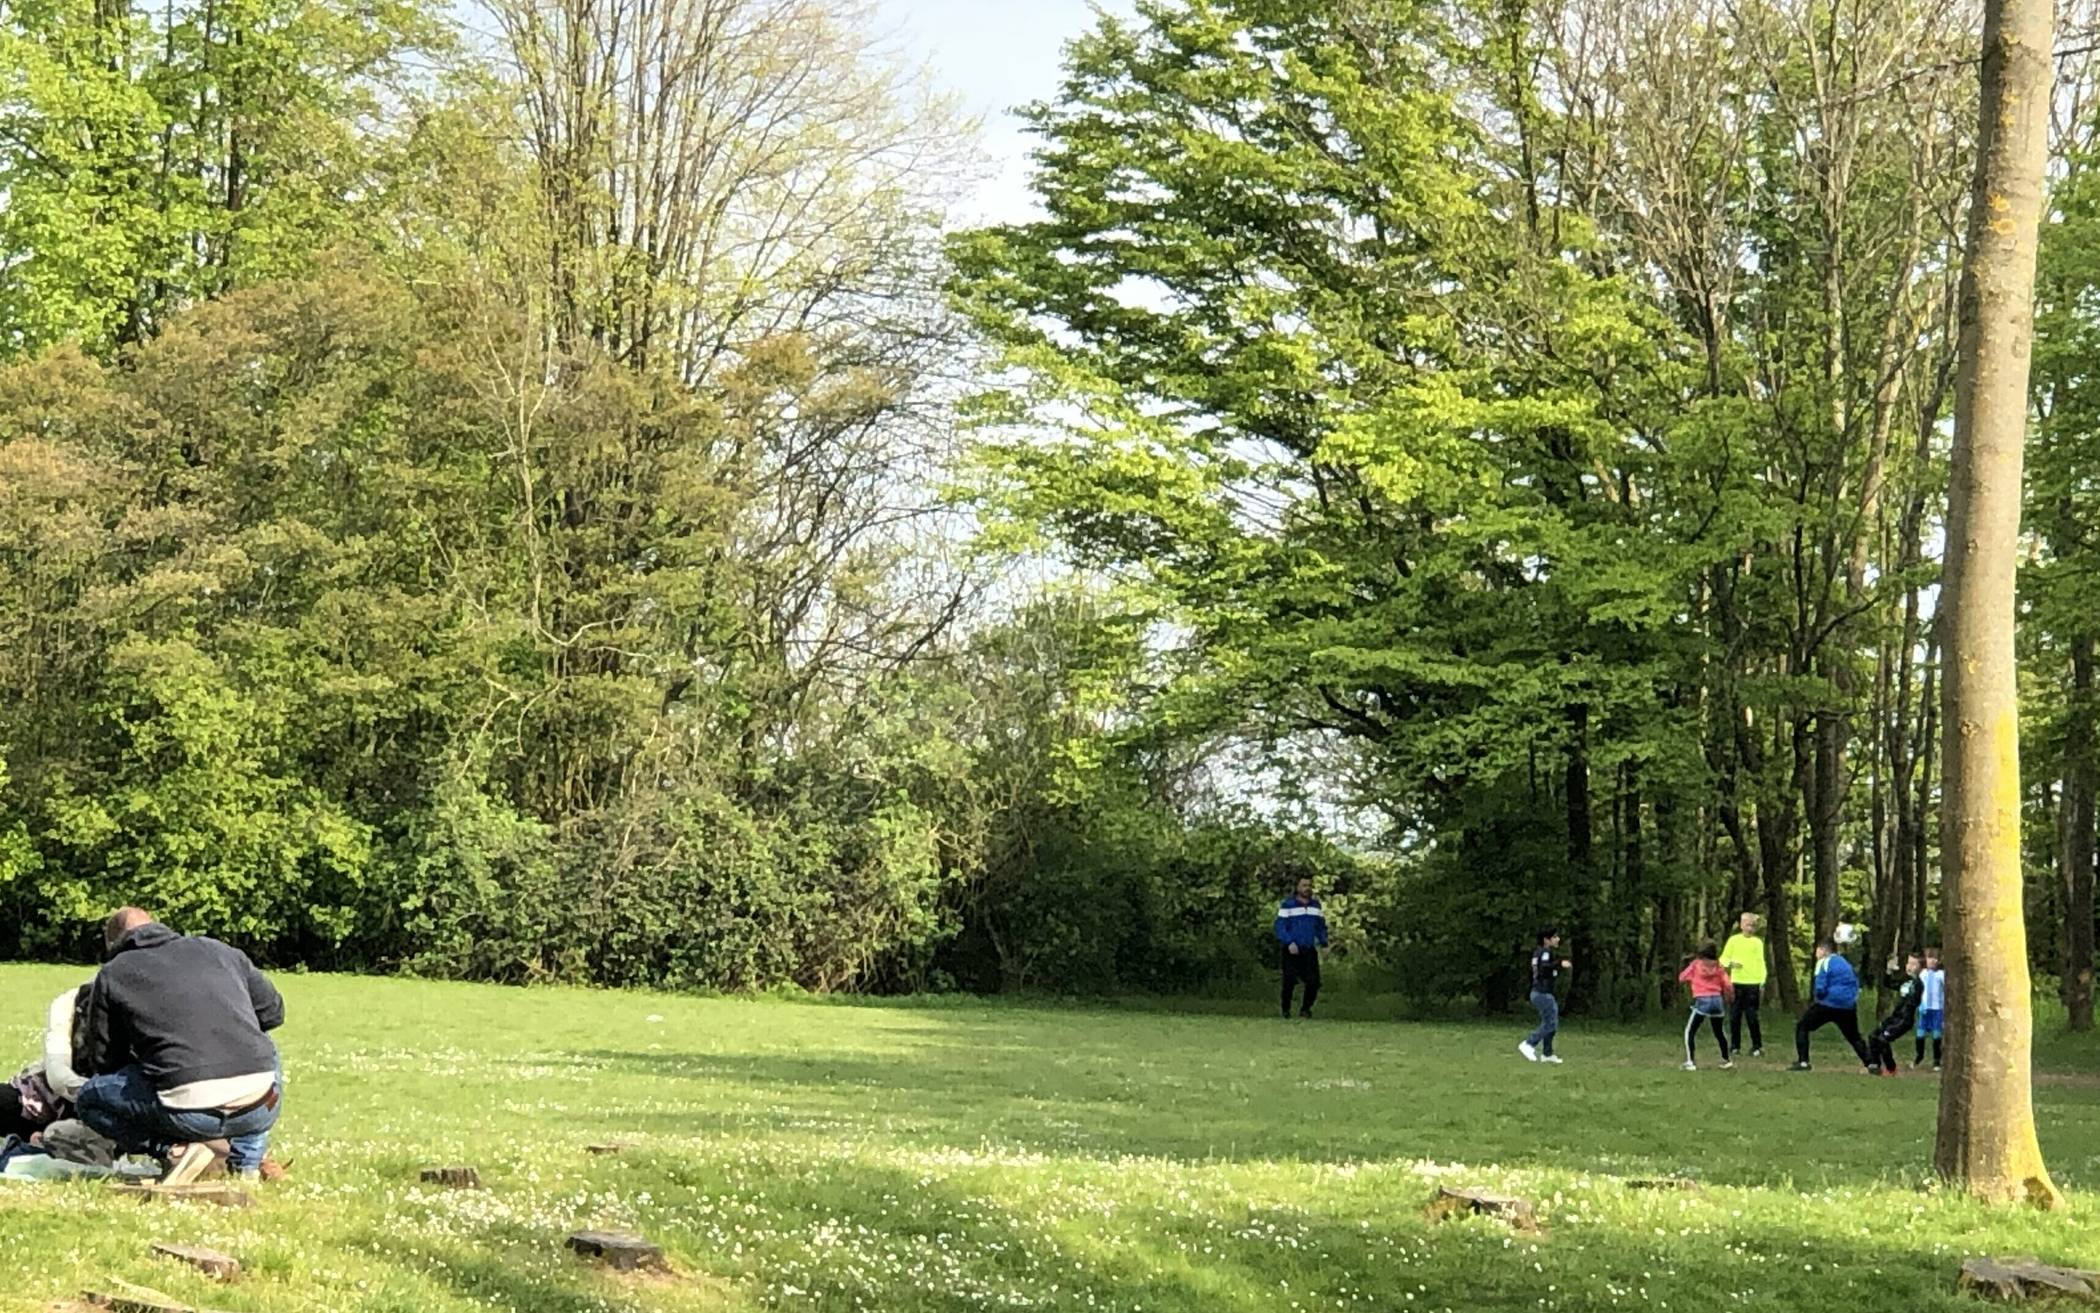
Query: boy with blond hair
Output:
[[1719, 911, 1768, 1058]]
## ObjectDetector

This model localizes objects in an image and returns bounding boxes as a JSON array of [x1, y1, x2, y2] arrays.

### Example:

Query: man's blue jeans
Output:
[[1526, 990, 1560, 1056], [76, 1063, 280, 1171]]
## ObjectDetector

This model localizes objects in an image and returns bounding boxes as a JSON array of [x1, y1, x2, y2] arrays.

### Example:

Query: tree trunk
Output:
[[1565, 702, 1594, 1010], [1623, 765, 1645, 1017], [1933, 0, 2061, 1205], [1566, 703, 1593, 871], [1812, 698, 1844, 943], [1915, 643, 1938, 955], [2065, 634, 2096, 1031]]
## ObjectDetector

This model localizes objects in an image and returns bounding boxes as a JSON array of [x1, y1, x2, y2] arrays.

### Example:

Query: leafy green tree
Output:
[[952, 0, 1716, 1007], [0, 0, 438, 355]]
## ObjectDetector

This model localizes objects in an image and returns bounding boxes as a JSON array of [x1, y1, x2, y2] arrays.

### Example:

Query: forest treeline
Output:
[[1, 0, 2097, 1017]]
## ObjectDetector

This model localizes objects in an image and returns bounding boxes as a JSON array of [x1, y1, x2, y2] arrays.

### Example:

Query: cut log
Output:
[[1424, 1186, 1539, 1232], [566, 1230, 667, 1272], [82, 1278, 221, 1313], [1626, 1177, 1700, 1192], [584, 1142, 631, 1156], [419, 1167, 483, 1190], [83, 1291, 191, 1313], [1959, 1256, 2100, 1301], [110, 1183, 253, 1210], [150, 1244, 240, 1281]]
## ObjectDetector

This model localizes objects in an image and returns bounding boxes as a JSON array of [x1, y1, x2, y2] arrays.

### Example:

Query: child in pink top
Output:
[[1678, 942, 1737, 1070]]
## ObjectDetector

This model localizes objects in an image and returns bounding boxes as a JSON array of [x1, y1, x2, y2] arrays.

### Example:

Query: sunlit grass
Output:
[[0, 964, 2095, 1311]]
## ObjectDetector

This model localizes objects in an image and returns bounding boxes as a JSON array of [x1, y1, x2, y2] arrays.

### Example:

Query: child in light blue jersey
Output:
[[1914, 947, 1945, 1069]]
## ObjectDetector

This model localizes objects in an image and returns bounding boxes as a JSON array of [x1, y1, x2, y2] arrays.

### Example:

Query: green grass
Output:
[[1, 965, 2097, 1311]]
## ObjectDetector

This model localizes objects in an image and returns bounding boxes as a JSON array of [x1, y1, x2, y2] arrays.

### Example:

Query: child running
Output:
[[1915, 947, 1945, 1069], [1677, 941, 1735, 1070], [1867, 951, 1923, 1075], [1518, 927, 1571, 1065]]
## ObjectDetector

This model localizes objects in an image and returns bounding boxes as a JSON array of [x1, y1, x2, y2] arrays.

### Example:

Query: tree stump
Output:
[[110, 1183, 253, 1210], [1424, 1186, 1539, 1232], [419, 1167, 483, 1190], [1959, 1256, 2100, 1301], [566, 1230, 667, 1272], [150, 1244, 241, 1281]]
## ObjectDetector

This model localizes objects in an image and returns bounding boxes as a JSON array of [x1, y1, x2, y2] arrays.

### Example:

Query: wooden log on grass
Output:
[[1626, 1177, 1700, 1192], [419, 1166, 483, 1189], [150, 1243, 241, 1281], [584, 1142, 632, 1156], [83, 1277, 226, 1313], [566, 1229, 668, 1272], [1423, 1186, 1539, 1232], [1958, 1256, 2100, 1301], [109, 1182, 253, 1210], [84, 1291, 192, 1313]]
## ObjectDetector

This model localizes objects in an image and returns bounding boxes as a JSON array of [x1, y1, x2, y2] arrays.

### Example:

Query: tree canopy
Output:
[[0, 0, 2094, 1045]]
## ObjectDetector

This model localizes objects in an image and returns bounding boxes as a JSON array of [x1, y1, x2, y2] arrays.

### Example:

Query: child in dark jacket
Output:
[[1868, 952, 1924, 1075], [1678, 942, 1736, 1071]]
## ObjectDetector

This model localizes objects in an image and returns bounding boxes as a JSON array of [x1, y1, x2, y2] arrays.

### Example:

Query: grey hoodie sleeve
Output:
[[245, 955, 286, 1033]]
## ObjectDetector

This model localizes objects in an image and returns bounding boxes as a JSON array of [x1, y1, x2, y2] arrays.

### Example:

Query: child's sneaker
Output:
[[1518, 1041, 1538, 1062], [1681, 1060, 1697, 1071], [1719, 1060, 1735, 1070], [1540, 1055, 1564, 1064], [1787, 1061, 1812, 1072], [1751, 1048, 1764, 1058]]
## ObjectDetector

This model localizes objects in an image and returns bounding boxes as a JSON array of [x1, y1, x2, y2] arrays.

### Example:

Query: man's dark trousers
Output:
[[1282, 948, 1322, 1018], [1795, 1003, 1871, 1066]]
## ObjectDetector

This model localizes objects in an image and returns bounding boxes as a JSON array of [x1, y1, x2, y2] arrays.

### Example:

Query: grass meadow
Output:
[[1, 964, 2097, 1311]]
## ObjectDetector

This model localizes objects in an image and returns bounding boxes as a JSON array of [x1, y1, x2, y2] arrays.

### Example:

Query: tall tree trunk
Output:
[[1812, 698, 1844, 942], [1933, 0, 2061, 1205], [1915, 643, 1938, 954], [1623, 764, 1644, 1016], [1755, 719, 1805, 1013], [1565, 702, 1594, 1010], [2066, 634, 2096, 1031]]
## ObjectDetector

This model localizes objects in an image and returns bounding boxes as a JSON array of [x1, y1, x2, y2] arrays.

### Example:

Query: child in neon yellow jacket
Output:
[[1719, 913, 1768, 1057]]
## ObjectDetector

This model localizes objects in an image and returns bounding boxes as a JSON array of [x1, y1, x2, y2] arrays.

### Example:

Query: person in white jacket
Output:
[[3, 986, 88, 1140]]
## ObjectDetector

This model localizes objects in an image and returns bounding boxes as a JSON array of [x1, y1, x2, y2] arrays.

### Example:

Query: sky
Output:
[[872, 0, 1137, 225]]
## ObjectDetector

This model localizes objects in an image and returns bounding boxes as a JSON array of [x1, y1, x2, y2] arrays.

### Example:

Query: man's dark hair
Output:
[[1536, 925, 1560, 944], [1814, 936, 1837, 953], [1698, 940, 1719, 960]]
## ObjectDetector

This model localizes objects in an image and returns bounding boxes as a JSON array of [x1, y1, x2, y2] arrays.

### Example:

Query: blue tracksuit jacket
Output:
[[1275, 897, 1328, 950]]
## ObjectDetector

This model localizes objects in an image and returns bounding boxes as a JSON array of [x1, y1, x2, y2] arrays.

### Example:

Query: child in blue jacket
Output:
[[1789, 939, 1873, 1073], [1275, 878, 1328, 1019]]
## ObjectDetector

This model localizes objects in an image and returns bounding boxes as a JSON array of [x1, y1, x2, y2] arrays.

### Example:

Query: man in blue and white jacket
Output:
[[1275, 878, 1329, 1019]]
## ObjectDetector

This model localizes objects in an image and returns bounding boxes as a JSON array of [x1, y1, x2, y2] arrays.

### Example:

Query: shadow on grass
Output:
[[574, 1033, 2064, 1189], [365, 1144, 2094, 1313], [352, 1224, 749, 1313]]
